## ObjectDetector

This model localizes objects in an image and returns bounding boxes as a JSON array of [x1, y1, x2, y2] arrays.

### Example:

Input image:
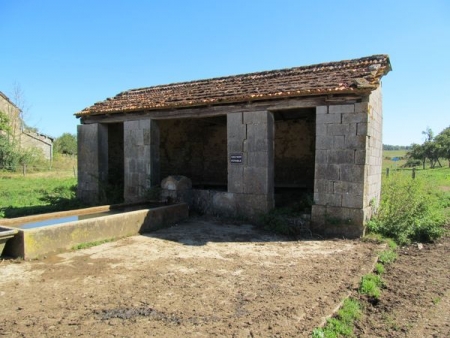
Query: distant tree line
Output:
[[383, 144, 411, 151], [405, 126, 450, 169]]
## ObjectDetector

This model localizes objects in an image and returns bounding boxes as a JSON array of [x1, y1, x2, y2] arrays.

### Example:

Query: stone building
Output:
[[0, 91, 53, 160], [76, 54, 391, 237]]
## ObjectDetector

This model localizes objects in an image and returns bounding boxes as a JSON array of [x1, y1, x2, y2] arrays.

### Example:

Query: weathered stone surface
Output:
[[316, 106, 328, 114], [124, 119, 160, 203], [243, 110, 269, 124], [314, 192, 342, 207], [315, 150, 328, 164], [244, 167, 269, 195], [332, 136, 345, 149], [247, 151, 269, 167], [77, 123, 108, 205], [345, 135, 367, 149], [328, 124, 350, 136], [357, 122, 368, 136], [161, 175, 192, 191], [328, 150, 354, 164], [354, 102, 369, 113], [329, 104, 354, 114], [314, 179, 334, 194], [212, 192, 237, 217], [316, 123, 327, 136], [316, 113, 342, 124], [316, 136, 334, 150], [311, 205, 365, 238], [340, 164, 365, 183], [342, 193, 364, 208], [342, 113, 367, 123], [315, 164, 340, 181], [243, 138, 271, 152], [228, 165, 244, 194], [235, 194, 273, 216], [333, 181, 363, 195]]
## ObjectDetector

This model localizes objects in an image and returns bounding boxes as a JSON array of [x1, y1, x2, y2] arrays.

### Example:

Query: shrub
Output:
[[367, 173, 446, 245]]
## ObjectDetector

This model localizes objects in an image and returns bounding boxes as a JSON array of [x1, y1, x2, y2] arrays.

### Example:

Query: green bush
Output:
[[367, 173, 446, 245]]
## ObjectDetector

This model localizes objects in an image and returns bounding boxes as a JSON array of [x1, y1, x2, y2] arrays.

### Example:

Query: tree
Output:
[[407, 143, 427, 169], [54, 133, 77, 156], [422, 140, 441, 168], [435, 126, 450, 167], [422, 127, 434, 142], [0, 111, 11, 134]]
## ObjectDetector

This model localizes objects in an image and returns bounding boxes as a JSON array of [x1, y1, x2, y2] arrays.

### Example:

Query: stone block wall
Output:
[[159, 117, 227, 186], [77, 124, 108, 204], [311, 88, 383, 237], [124, 119, 160, 203], [227, 111, 274, 216], [20, 132, 53, 160], [365, 87, 383, 217]]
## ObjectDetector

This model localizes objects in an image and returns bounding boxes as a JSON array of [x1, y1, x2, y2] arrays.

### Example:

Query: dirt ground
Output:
[[354, 226, 450, 337], [0, 217, 382, 337]]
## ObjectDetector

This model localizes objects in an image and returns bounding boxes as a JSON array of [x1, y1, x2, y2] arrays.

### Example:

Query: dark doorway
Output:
[[273, 108, 315, 210], [107, 123, 124, 203]]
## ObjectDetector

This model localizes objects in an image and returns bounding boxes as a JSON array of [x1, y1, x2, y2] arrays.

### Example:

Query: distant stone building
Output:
[[0, 91, 53, 160], [76, 55, 391, 237]]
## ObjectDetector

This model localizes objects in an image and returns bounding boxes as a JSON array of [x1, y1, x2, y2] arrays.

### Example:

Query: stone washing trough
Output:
[[0, 226, 19, 256], [0, 202, 188, 259]]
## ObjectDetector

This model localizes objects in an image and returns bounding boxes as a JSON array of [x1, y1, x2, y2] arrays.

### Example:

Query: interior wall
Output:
[[159, 116, 227, 188], [273, 108, 315, 207], [107, 123, 124, 200]]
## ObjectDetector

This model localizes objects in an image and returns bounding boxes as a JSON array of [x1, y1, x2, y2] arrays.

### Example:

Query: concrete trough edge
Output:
[[2, 203, 189, 259]]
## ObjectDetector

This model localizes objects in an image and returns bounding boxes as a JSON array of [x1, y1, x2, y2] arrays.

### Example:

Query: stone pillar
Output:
[[227, 111, 274, 216], [124, 119, 160, 203], [77, 123, 108, 204], [365, 86, 383, 217], [311, 99, 376, 238]]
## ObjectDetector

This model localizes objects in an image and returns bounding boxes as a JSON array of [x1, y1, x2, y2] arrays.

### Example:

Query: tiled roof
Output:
[[76, 54, 391, 117]]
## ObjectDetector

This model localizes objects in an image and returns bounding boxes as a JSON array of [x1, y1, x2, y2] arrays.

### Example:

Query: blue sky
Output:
[[1, 0, 449, 145]]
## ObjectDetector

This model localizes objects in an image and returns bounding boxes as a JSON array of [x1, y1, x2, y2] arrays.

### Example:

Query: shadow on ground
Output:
[[145, 216, 315, 246]]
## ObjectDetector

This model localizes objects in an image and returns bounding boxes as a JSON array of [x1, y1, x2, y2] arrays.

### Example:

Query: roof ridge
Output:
[[120, 54, 389, 96], [77, 54, 391, 116]]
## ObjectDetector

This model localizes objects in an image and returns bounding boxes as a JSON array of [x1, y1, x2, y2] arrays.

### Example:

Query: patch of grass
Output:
[[385, 238, 398, 250], [374, 263, 385, 275], [311, 298, 361, 337], [0, 173, 84, 218], [72, 238, 115, 250], [378, 249, 397, 265], [359, 274, 383, 300]]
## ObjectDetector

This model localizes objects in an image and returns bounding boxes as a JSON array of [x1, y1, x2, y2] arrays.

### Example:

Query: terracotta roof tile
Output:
[[76, 54, 391, 116]]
